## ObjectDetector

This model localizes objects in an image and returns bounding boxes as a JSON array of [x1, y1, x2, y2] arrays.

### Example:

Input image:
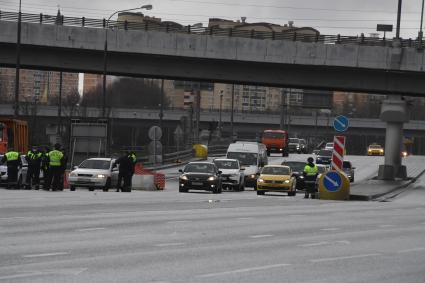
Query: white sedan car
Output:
[[213, 158, 245, 191], [68, 158, 118, 191], [0, 155, 29, 189]]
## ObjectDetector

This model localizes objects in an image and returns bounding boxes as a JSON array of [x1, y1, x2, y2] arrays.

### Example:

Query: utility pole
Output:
[[14, 0, 22, 118], [419, 0, 424, 48], [396, 0, 402, 38], [230, 84, 235, 139], [58, 72, 63, 137]]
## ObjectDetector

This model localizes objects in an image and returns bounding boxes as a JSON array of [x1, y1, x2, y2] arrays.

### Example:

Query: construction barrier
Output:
[[133, 163, 166, 190], [193, 144, 208, 159]]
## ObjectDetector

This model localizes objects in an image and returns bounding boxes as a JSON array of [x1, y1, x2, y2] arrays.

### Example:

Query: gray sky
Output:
[[2, 0, 424, 38]]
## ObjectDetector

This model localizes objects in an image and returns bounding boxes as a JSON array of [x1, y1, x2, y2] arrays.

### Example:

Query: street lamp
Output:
[[102, 4, 153, 118]]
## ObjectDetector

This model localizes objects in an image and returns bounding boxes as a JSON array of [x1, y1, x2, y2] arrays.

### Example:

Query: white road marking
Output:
[[198, 263, 291, 278], [324, 175, 339, 187], [320, 228, 340, 231], [167, 220, 192, 224], [237, 217, 254, 220], [249, 234, 273, 239], [0, 268, 87, 280], [397, 247, 425, 253], [23, 252, 69, 258], [288, 214, 306, 217], [310, 253, 381, 263], [0, 216, 27, 220], [155, 242, 185, 247], [77, 227, 106, 232], [298, 241, 329, 247]]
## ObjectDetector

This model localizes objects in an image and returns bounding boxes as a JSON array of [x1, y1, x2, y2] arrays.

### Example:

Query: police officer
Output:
[[1, 148, 22, 190], [25, 146, 42, 190], [58, 148, 68, 191], [114, 151, 133, 192], [41, 146, 50, 190], [303, 157, 318, 199], [46, 143, 64, 191], [128, 151, 137, 187]]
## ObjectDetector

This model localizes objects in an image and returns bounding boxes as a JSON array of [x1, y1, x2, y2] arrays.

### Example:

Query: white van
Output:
[[226, 141, 268, 188]]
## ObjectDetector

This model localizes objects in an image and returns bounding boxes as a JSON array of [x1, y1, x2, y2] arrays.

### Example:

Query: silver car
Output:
[[0, 155, 28, 189], [342, 161, 355, 183], [68, 158, 118, 191]]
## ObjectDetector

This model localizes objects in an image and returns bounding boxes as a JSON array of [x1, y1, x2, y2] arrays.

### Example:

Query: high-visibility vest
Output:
[[48, 150, 63, 167], [5, 151, 19, 161], [303, 164, 318, 175], [27, 150, 42, 160]]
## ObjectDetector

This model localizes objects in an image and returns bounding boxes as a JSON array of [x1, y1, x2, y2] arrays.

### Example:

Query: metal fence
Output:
[[1, 10, 424, 48]]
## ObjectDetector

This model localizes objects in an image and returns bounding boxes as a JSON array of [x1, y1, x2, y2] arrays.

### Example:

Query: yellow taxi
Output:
[[256, 165, 296, 196], [367, 144, 384, 156]]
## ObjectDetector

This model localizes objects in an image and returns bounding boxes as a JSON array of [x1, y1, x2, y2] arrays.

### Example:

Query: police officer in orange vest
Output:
[[1, 148, 22, 190]]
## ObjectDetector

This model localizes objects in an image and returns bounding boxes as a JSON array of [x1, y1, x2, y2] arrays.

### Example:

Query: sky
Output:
[[2, 0, 425, 39]]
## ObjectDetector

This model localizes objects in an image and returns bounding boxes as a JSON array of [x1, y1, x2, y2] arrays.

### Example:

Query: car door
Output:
[[110, 159, 119, 184], [20, 155, 28, 183]]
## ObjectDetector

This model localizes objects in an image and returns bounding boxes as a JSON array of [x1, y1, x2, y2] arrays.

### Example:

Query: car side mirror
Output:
[[73, 166, 78, 170], [352, 167, 356, 169], [240, 168, 245, 171], [179, 169, 183, 173], [218, 170, 222, 175]]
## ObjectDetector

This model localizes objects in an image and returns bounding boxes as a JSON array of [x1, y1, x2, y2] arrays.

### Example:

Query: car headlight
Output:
[[250, 174, 256, 179], [180, 175, 188, 181], [299, 176, 304, 179], [380, 149, 384, 152], [207, 176, 216, 181], [69, 172, 77, 177], [258, 178, 264, 183], [97, 174, 106, 179], [284, 180, 290, 183]]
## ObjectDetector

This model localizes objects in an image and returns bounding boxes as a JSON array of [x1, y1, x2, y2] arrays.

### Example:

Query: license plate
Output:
[[192, 182, 203, 185], [78, 178, 90, 182]]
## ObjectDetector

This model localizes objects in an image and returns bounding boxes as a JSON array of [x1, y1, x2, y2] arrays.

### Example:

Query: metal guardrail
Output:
[[1, 10, 424, 48], [207, 145, 228, 157]]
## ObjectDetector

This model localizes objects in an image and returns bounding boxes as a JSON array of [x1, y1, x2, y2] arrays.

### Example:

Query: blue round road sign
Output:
[[333, 115, 349, 132], [323, 171, 342, 192]]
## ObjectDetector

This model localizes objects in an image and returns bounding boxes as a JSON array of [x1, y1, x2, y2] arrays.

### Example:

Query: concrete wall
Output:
[[1, 21, 425, 95]]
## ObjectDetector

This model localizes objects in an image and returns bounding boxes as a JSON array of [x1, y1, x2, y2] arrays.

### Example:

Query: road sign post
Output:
[[331, 135, 346, 171]]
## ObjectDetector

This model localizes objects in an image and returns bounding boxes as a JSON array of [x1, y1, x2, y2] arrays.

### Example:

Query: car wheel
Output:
[[257, 190, 265, 195], [179, 188, 188, 193], [267, 150, 271, 156], [70, 186, 76, 191], [89, 187, 95, 191], [350, 177, 354, 183], [288, 191, 296, 196]]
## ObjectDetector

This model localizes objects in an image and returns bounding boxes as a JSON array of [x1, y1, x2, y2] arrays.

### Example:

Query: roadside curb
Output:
[[349, 168, 425, 201]]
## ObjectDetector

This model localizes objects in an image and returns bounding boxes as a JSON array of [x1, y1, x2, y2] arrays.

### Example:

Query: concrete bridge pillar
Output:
[[378, 97, 408, 180]]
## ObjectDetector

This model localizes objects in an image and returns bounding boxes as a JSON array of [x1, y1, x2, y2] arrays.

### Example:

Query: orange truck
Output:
[[261, 129, 289, 157], [0, 119, 28, 154]]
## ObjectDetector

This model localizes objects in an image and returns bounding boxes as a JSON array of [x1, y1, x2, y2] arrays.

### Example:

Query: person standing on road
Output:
[[1, 148, 22, 190], [303, 157, 318, 199], [114, 151, 133, 192], [46, 143, 64, 191], [25, 146, 42, 190], [58, 148, 68, 191], [128, 151, 137, 188], [41, 146, 50, 190]]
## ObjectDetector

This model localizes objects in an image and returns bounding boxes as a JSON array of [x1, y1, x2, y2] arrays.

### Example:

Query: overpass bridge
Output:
[[1, 11, 425, 95]]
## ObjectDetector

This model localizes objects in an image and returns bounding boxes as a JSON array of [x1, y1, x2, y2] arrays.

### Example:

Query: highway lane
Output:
[[0, 154, 424, 282]]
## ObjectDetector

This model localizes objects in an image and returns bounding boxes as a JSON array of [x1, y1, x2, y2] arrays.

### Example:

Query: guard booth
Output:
[[69, 121, 108, 168]]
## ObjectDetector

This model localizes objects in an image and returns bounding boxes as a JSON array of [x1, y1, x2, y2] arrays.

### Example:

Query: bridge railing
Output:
[[1, 10, 424, 49]]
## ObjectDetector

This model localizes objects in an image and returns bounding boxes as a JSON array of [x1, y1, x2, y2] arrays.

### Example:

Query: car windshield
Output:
[[79, 160, 111, 170], [263, 132, 285, 139], [227, 152, 258, 166], [281, 161, 305, 172], [289, 138, 299, 143], [318, 150, 333, 156], [369, 145, 382, 149], [343, 161, 351, 169], [261, 166, 290, 175], [317, 166, 328, 173], [300, 139, 306, 145], [214, 160, 239, 169], [325, 143, 333, 148], [184, 163, 215, 173]]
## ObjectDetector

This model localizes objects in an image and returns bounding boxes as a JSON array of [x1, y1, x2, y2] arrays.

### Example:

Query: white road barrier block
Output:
[[132, 175, 156, 190]]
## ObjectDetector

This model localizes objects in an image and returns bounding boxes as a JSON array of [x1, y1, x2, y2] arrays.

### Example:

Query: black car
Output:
[[316, 149, 333, 165], [179, 162, 222, 194], [281, 161, 306, 190], [288, 138, 301, 153]]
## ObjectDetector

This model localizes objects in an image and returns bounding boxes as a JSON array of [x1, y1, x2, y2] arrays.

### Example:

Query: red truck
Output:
[[261, 129, 289, 157], [0, 119, 28, 154]]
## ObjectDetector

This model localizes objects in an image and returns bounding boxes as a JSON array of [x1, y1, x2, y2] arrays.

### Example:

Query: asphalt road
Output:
[[0, 154, 425, 283]]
